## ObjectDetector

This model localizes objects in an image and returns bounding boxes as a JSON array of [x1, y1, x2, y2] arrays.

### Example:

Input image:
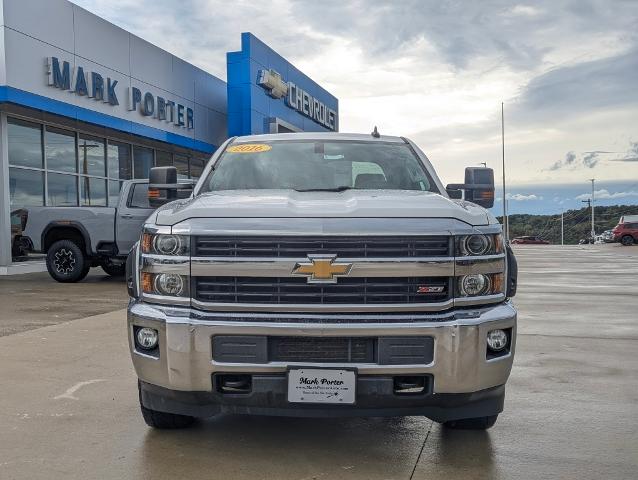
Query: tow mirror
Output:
[[148, 166, 193, 208], [446, 167, 495, 208]]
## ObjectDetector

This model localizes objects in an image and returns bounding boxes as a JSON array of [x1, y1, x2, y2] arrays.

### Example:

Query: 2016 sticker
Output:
[[227, 144, 272, 153]]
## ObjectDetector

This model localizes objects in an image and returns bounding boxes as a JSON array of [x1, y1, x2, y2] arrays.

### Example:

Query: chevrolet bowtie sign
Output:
[[292, 255, 352, 284], [257, 68, 337, 131]]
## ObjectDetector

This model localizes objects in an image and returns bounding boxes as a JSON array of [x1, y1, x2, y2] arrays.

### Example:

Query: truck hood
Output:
[[154, 190, 493, 226]]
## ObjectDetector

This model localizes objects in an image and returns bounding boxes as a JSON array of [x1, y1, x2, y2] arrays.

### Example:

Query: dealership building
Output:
[[0, 0, 338, 272]]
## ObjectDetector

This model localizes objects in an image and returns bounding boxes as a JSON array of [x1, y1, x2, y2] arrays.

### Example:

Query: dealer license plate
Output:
[[287, 368, 356, 404]]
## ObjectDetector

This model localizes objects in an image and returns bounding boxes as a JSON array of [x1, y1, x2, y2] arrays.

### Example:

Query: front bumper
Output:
[[128, 301, 516, 418]]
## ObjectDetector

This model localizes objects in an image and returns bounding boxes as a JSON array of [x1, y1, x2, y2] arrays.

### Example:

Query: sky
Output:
[[73, 0, 638, 213]]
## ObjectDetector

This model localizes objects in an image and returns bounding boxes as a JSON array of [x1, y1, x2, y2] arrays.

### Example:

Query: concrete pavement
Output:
[[0, 270, 127, 336], [1, 244, 637, 479]]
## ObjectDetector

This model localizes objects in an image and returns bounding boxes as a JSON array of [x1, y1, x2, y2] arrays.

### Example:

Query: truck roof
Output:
[[231, 132, 407, 144]]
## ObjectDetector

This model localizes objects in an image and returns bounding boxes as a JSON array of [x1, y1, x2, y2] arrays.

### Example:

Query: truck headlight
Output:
[[457, 273, 504, 296], [457, 234, 503, 256], [141, 233, 189, 256], [459, 274, 490, 296], [142, 272, 189, 297]]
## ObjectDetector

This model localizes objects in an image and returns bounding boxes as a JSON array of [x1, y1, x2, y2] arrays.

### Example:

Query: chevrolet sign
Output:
[[257, 68, 337, 131]]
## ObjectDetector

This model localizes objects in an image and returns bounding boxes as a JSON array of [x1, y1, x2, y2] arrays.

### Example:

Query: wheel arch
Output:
[[42, 222, 92, 255]]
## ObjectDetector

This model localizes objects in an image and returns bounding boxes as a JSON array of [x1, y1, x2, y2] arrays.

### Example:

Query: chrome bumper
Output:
[[128, 301, 516, 395]]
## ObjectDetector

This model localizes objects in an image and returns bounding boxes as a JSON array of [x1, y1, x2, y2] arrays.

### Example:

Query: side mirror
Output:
[[148, 166, 194, 208], [446, 167, 495, 208]]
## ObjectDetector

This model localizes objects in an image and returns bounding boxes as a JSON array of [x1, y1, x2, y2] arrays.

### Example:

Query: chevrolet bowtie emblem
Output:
[[292, 255, 353, 284], [257, 68, 289, 99]]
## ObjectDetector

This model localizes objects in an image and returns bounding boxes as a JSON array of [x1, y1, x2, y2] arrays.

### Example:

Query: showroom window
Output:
[[8, 118, 43, 169], [45, 126, 77, 173], [8, 168, 44, 206], [79, 134, 106, 177], [190, 157, 206, 179], [47, 171, 78, 206], [7, 116, 205, 210], [155, 150, 172, 167], [174, 154, 189, 178], [133, 145, 154, 179], [8, 118, 44, 207], [107, 140, 132, 180]]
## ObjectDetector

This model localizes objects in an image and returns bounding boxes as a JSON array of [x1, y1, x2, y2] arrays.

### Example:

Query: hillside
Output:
[[496, 205, 638, 245]]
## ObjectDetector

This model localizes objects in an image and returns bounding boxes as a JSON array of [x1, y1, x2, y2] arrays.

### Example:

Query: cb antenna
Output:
[[371, 126, 380, 138]]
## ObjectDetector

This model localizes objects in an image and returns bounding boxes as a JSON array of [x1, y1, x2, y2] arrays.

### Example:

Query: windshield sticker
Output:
[[227, 144, 272, 153]]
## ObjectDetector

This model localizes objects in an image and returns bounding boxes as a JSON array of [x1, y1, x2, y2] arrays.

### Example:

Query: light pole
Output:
[[501, 103, 508, 242], [561, 210, 564, 246], [589, 179, 595, 240]]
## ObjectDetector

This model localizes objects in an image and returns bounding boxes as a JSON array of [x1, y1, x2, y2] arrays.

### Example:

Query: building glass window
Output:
[[174, 154, 189, 179], [8, 118, 43, 169], [79, 134, 106, 177], [190, 157, 206, 179], [9, 168, 44, 206], [107, 141, 132, 180], [47, 172, 78, 206], [133, 146, 153, 179], [155, 150, 173, 167], [46, 127, 77, 173], [80, 177, 107, 206]]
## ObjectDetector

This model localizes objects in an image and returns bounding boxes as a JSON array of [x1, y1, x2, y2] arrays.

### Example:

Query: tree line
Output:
[[496, 204, 638, 245]]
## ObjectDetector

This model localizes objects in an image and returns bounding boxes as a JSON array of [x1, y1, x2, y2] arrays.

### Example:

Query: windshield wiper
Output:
[[294, 186, 353, 192]]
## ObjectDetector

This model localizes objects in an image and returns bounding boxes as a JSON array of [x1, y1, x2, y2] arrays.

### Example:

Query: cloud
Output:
[[70, 0, 638, 185], [575, 189, 638, 200], [506, 193, 542, 201], [583, 152, 599, 168], [548, 151, 577, 171], [611, 141, 638, 162]]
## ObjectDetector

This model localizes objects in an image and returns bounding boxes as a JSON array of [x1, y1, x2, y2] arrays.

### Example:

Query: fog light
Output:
[[136, 327, 158, 350], [487, 329, 508, 352]]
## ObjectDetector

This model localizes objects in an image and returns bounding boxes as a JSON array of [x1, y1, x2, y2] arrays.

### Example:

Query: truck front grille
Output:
[[270, 337, 375, 363], [194, 235, 451, 258], [194, 276, 450, 305], [211, 335, 435, 365]]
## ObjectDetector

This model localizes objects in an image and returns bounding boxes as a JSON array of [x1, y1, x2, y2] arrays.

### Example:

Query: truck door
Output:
[[116, 182, 154, 254]]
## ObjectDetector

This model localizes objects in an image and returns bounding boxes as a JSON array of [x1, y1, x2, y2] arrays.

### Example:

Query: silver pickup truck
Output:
[[23, 180, 153, 282], [127, 132, 518, 430]]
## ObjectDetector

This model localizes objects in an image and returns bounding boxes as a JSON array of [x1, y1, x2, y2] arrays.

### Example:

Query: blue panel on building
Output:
[[226, 33, 339, 137]]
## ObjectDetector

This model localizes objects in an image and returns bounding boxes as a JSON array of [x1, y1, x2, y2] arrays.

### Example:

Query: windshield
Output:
[[200, 140, 438, 193]]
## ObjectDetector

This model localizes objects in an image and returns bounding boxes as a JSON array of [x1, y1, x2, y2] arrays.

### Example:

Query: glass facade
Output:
[[7, 116, 208, 211]]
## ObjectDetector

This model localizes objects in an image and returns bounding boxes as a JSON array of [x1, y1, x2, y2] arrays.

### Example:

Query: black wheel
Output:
[[443, 415, 498, 430], [101, 262, 126, 277], [46, 240, 90, 283], [138, 382, 195, 429], [621, 235, 635, 246]]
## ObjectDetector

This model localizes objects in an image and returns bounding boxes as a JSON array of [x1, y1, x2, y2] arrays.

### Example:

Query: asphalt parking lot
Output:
[[1, 244, 637, 479]]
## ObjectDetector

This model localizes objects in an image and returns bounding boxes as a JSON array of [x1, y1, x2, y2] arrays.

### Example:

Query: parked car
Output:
[[10, 208, 33, 259], [612, 221, 638, 246], [127, 132, 518, 431], [22, 180, 154, 282], [511, 236, 550, 245]]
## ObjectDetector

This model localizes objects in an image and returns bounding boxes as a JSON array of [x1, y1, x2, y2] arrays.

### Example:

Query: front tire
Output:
[[46, 240, 90, 283], [443, 415, 498, 430], [138, 382, 195, 429], [101, 262, 126, 277], [621, 235, 635, 246]]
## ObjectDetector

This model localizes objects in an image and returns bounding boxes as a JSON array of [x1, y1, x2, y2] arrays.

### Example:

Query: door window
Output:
[[128, 184, 150, 209]]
